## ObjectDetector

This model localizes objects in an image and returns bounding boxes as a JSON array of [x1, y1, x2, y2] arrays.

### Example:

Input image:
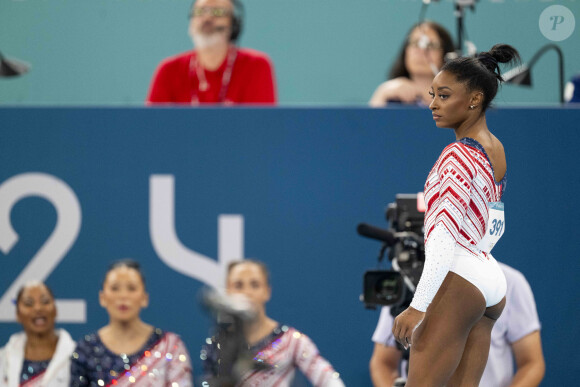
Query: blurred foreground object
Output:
[[0, 50, 30, 77], [200, 288, 263, 387]]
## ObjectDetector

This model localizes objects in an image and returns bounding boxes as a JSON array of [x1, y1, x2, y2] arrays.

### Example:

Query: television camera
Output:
[[358, 193, 426, 318]]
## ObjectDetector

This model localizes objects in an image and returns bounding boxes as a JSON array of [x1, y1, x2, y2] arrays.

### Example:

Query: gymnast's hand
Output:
[[392, 306, 425, 350]]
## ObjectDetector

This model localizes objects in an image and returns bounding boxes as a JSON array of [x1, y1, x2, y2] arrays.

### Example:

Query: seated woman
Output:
[[369, 21, 454, 107], [0, 281, 76, 386], [70, 259, 193, 386], [202, 259, 345, 387]]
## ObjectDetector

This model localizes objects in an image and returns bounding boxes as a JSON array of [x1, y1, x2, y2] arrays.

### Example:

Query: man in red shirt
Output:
[[147, 0, 277, 105]]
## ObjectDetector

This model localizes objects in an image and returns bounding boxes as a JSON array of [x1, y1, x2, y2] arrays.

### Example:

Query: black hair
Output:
[[227, 259, 270, 285], [15, 282, 55, 311], [440, 44, 521, 112], [102, 259, 146, 289], [389, 21, 455, 80]]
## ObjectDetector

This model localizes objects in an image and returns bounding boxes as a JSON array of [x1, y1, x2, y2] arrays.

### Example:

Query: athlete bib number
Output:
[[476, 202, 505, 253]]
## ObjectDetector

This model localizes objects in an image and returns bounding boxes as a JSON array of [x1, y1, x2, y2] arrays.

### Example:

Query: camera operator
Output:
[[201, 259, 345, 387], [369, 262, 545, 387]]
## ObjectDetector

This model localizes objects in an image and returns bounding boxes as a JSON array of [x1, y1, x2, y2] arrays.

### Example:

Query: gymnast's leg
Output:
[[447, 297, 506, 387], [404, 272, 486, 387]]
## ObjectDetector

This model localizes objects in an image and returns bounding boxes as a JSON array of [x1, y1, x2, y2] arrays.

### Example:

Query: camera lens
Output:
[[376, 277, 400, 301]]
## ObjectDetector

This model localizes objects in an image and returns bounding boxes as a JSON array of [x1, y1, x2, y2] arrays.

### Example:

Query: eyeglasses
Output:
[[191, 7, 232, 18], [407, 39, 442, 51]]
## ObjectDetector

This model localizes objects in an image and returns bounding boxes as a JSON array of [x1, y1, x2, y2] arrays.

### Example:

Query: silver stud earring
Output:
[[469, 105, 476, 110]]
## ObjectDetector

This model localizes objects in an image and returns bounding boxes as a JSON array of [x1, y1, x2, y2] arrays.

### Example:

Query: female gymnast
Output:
[[202, 259, 345, 386], [70, 259, 193, 386], [392, 44, 520, 386], [0, 282, 76, 386]]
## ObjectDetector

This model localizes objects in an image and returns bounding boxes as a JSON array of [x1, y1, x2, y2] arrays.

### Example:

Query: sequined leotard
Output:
[[202, 325, 345, 387], [411, 138, 507, 312], [70, 328, 192, 387]]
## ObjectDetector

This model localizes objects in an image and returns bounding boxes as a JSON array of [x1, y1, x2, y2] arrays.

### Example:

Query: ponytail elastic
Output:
[[477, 52, 499, 75]]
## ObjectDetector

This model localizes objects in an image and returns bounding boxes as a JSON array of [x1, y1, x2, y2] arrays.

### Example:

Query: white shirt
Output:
[[0, 329, 76, 387]]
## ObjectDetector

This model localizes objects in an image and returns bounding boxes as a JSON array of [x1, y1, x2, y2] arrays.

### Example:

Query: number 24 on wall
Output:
[[0, 173, 244, 323]]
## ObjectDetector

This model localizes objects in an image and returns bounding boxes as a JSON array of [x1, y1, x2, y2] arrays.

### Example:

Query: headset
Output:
[[189, 0, 244, 42], [229, 0, 244, 42]]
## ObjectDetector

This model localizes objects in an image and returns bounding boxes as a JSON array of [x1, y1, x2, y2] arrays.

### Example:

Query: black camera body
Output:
[[359, 194, 426, 311], [200, 289, 271, 386], [363, 270, 406, 307]]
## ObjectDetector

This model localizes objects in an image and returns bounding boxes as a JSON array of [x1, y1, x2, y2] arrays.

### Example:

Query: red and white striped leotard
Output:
[[411, 138, 507, 312]]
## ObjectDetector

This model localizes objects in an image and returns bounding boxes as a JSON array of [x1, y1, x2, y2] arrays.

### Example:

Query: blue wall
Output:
[[0, 106, 578, 386], [0, 0, 579, 105]]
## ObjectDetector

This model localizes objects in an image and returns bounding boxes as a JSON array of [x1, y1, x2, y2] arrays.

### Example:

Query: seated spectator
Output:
[[369, 21, 454, 107], [147, 0, 277, 105]]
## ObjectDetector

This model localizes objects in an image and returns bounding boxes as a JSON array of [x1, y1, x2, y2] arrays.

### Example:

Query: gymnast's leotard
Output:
[[411, 138, 507, 312]]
